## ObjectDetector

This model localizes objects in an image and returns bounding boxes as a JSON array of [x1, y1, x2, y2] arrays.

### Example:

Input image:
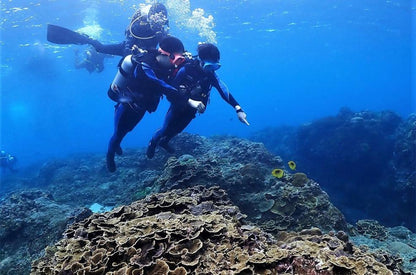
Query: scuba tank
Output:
[[108, 55, 135, 103]]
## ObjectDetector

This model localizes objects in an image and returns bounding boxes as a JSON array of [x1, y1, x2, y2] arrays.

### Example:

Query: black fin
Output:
[[47, 24, 91, 45]]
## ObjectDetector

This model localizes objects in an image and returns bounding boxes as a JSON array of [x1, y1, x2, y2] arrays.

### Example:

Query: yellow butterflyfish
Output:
[[288, 160, 296, 170], [271, 168, 284, 179]]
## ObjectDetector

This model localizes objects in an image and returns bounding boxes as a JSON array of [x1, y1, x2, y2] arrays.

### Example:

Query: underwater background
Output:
[[1, 0, 414, 166]]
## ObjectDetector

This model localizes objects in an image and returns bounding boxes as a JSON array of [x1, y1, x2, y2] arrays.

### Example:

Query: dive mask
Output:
[[202, 61, 221, 71]]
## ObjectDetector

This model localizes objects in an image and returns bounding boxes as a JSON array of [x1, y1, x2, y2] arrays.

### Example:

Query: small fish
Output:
[[271, 168, 284, 179], [288, 161, 296, 170]]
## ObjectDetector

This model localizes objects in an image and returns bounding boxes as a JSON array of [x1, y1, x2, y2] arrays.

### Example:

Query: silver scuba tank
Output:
[[109, 55, 135, 103]]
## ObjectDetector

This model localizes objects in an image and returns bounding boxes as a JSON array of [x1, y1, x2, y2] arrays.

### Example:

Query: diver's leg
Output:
[[146, 105, 176, 159], [107, 104, 145, 172], [159, 107, 196, 153]]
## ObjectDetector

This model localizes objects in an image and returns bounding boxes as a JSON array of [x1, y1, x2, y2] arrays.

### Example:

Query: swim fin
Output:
[[47, 24, 92, 45]]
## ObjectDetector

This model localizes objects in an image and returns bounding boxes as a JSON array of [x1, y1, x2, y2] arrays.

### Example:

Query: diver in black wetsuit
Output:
[[87, 3, 169, 56], [146, 43, 249, 159], [106, 36, 205, 172], [0, 150, 17, 172], [47, 3, 169, 73]]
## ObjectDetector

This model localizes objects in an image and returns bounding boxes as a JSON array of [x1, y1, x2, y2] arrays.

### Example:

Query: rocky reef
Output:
[[31, 186, 400, 275], [27, 133, 347, 234], [350, 219, 416, 273], [0, 132, 414, 274], [252, 109, 416, 231], [391, 113, 416, 209], [155, 135, 348, 233], [0, 190, 91, 274]]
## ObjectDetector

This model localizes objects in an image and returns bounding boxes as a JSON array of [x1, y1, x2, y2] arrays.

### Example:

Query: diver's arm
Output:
[[141, 64, 205, 112], [212, 73, 239, 107], [170, 66, 188, 88], [140, 63, 179, 96], [212, 73, 249, 125], [89, 40, 126, 56]]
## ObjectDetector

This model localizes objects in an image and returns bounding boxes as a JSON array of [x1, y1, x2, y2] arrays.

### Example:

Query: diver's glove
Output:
[[188, 99, 206, 113], [235, 105, 249, 125]]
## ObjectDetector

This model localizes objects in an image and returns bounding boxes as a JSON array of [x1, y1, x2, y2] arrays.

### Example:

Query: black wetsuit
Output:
[[150, 59, 239, 146], [107, 50, 184, 171], [92, 13, 167, 56]]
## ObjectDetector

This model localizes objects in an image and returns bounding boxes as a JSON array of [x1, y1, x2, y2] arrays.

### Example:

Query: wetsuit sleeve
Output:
[[91, 41, 126, 56], [123, 35, 137, 56], [212, 73, 239, 107], [140, 63, 185, 102]]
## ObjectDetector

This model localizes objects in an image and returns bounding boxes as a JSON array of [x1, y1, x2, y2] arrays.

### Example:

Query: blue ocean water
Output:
[[0, 0, 414, 168]]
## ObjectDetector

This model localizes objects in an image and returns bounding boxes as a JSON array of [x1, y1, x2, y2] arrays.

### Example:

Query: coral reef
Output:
[[0, 190, 91, 274], [390, 113, 416, 219], [31, 186, 399, 275], [34, 151, 162, 207], [295, 108, 401, 186], [251, 109, 416, 231], [31, 133, 344, 234], [392, 113, 416, 184], [153, 135, 347, 232], [236, 173, 347, 233], [155, 154, 224, 191], [2, 132, 413, 274], [352, 219, 389, 241], [350, 220, 416, 273]]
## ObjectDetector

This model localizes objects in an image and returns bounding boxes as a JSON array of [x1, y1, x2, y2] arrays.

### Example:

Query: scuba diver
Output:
[[146, 43, 249, 159], [74, 46, 107, 73], [47, 3, 169, 57], [0, 150, 18, 172], [106, 36, 205, 172]]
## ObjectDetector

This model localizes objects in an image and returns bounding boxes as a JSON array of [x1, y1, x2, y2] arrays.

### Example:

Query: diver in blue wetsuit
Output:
[[106, 36, 205, 172], [146, 43, 249, 159]]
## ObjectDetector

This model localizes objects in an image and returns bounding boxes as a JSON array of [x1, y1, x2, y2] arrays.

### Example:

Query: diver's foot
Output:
[[115, 146, 123, 156], [146, 140, 157, 159], [159, 140, 175, 154], [106, 152, 116, 172]]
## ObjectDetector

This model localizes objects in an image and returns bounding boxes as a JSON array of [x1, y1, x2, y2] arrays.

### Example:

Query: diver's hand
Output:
[[131, 45, 139, 54], [238, 111, 249, 125], [235, 105, 249, 125], [131, 45, 147, 55], [188, 99, 206, 113], [131, 45, 141, 55]]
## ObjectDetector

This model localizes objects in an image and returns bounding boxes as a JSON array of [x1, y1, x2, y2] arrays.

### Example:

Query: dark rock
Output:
[[0, 189, 91, 274]]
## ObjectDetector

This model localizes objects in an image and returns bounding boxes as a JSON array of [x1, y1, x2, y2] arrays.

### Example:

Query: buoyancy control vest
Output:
[[108, 49, 170, 112], [177, 59, 213, 105]]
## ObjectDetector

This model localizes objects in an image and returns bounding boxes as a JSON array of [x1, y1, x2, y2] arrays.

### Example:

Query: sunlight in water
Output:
[[165, 0, 217, 43], [77, 6, 103, 39]]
